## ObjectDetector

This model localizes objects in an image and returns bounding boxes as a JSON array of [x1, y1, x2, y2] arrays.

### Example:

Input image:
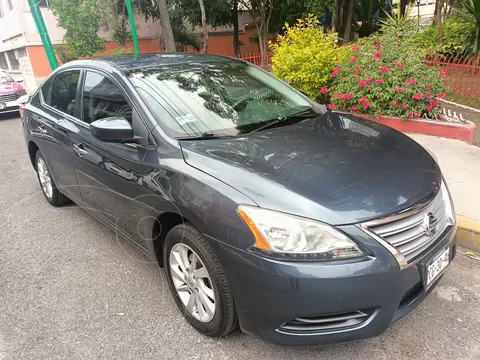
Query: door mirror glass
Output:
[[90, 117, 133, 142]]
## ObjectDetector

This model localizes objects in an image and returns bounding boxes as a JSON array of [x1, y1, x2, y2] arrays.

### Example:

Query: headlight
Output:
[[237, 205, 364, 260]]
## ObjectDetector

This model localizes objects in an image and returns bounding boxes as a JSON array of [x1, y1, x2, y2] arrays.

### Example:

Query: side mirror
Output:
[[90, 117, 133, 143]]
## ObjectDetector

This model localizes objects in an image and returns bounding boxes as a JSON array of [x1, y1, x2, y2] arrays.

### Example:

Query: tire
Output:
[[35, 150, 70, 206], [164, 223, 237, 337]]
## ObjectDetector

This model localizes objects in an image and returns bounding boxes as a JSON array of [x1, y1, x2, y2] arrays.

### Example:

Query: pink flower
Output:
[[358, 95, 368, 103], [328, 102, 336, 110], [394, 60, 404, 69], [321, 86, 328, 94], [341, 92, 353, 100], [426, 105, 433, 111], [367, 87, 372, 91], [425, 93, 433, 99], [353, 44, 360, 52], [416, 112, 421, 118], [351, 105, 358, 111], [440, 70, 447, 77], [363, 100, 371, 110], [350, 56, 357, 63], [408, 111, 414, 119], [412, 93, 424, 100], [406, 79, 417, 85], [331, 66, 340, 78], [376, 78, 383, 84], [428, 50, 433, 55], [394, 87, 405, 92], [380, 66, 389, 74], [335, 91, 341, 98], [373, 53, 382, 59], [359, 79, 368, 88], [402, 104, 408, 109], [426, 84, 432, 90], [430, 99, 438, 107], [366, 76, 372, 83], [376, 44, 381, 51], [353, 66, 361, 75], [437, 92, 446, 99], [390, 100, 396, 105]]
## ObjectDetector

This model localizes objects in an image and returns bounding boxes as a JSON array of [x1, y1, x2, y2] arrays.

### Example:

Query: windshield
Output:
[[129, 60, 316, 138], [0, 71, 13, 83]]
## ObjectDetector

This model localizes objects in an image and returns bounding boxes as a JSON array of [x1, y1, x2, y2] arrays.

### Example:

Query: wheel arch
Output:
[[28, 141, 39, 169]]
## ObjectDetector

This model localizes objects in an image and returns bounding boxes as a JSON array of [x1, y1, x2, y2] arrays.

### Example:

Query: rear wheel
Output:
[[35, 151, 69, 206], [164, 224, 237, 337]]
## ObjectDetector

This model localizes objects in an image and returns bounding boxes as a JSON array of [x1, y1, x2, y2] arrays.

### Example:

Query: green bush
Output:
[[269, 15, 340, 99], [413, 20, 467, 56], [329, 32, 446, 119]]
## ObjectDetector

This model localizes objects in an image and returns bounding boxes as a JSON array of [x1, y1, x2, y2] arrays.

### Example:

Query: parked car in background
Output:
[[0, 70, 28, 114], [22, 53, 457, 347]]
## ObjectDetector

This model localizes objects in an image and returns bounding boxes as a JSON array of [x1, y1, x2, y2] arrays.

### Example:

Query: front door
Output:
[[72, 70, 157, 250], [31, 69, 82, 201]]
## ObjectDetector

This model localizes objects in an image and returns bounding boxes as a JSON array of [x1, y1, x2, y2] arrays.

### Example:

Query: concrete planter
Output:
[[353, 113, 476, 144]]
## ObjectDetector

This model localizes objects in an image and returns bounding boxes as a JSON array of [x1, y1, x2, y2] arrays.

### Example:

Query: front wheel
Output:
[[164, 224, 237, 337]]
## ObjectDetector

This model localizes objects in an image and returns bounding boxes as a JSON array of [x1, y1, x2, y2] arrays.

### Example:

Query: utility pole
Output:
[[125, 0, 140, 54], [416, 0, 421, 31], [27, 0, 58, 71]]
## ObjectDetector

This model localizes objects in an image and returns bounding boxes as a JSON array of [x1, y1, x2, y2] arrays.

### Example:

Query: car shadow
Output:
[[0, 111, 20, 121]]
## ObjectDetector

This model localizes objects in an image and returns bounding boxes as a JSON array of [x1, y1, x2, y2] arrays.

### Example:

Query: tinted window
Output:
[[82, 71, 132, 124], [130, 61, 313, 138], [48, 70, 80, 116]]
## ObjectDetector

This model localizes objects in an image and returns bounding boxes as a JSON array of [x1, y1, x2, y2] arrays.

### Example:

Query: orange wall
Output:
[[27, 39, 162, 78], [198, 28, 264, 56]]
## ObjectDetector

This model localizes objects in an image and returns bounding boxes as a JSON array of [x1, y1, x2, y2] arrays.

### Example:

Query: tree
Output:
[[240, 0, 278, 55], [233, 0, 241, 56], [157, 0, 176, 51], [454, 0, 480, 55], [343, 0, 355, 41], [50, 0, 106, 59], [198, 0, 209, 52]]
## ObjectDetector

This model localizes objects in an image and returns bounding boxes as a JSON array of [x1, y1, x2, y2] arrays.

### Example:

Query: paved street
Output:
[[0, 114, 479, 360]]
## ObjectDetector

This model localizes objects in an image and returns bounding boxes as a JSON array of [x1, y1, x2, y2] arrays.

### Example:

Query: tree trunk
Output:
[[436, 0, 444, 44], [157, 0, 176, 52], [198, 0, 208, 53], [331, 0, 340, 32], [400, 0, 408, 16], [343, 0, 355, 42], [232, 0, 240, 57]]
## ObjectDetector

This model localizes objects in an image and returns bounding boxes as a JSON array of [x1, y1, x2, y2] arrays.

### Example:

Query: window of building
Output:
[[6, 50, 19, 70], [0, 3, 4, 18], [49, 70, 81, 116], [82, 71, 132, 124], [7, 0, 13, 11], [0, 53, 8, 70]]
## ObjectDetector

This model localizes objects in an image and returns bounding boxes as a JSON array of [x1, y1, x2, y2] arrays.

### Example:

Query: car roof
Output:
[[73, 52, 238, 73]]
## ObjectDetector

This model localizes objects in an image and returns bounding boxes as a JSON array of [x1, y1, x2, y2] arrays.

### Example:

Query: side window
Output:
[[48, 70, 80, 116], [82, 71, 132, 124]]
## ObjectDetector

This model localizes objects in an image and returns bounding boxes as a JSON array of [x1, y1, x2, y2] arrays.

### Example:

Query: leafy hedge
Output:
[[269, 15, 342, 99], [328, 33, 447, 119]]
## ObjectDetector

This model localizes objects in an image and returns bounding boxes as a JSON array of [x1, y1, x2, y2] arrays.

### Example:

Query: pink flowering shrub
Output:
[[328, 34, 446, 119]]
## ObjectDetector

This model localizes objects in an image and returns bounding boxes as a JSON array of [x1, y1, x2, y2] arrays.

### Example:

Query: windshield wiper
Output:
[[176, 132, 234, 141], [248, 111, 320, 134]]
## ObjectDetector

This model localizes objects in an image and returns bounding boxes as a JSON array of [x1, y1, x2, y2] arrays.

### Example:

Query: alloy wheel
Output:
[[37, 157, 53, 199], [169, 243, 216, 323]]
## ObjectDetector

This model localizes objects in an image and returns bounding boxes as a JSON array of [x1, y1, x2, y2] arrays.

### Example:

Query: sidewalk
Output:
[[409, 133, 480, 250]]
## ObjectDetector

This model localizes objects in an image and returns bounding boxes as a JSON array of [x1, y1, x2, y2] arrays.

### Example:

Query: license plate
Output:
[[426, 247, 450, 288]]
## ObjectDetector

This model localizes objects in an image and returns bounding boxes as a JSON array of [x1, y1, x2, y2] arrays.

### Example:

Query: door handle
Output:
[[73, 143, 88, 157], [37, 125, 47, 135]]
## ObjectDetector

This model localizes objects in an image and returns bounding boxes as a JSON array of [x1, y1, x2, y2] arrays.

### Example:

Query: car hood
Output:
[[180, 111, 441, 225], [0, 81, 22, 95]]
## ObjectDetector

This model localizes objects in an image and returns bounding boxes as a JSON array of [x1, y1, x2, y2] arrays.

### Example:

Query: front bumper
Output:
[[0, 94, 29, 113], [209, 225, 456, 347]]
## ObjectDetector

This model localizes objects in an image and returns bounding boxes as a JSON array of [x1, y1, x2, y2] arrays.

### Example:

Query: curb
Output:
[[353, 113, 475, 144], [456, 216, 480, 252]]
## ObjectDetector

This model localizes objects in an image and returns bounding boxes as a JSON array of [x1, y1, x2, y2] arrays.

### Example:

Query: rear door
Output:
[[71, 69, 157, 250], [27, 69, 83, 201]]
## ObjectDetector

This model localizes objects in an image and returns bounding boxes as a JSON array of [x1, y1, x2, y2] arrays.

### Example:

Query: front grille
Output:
[[362, 182, 453, 263], [0, 93, 18, 103], [278, 310, 374, 334]]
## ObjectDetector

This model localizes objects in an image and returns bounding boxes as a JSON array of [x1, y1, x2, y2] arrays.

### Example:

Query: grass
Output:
[[446, 91, 480, 110]]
